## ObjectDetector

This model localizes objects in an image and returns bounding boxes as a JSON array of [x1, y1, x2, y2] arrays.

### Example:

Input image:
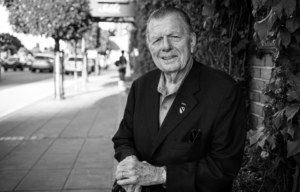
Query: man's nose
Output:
[[162, 36, 172, 51]]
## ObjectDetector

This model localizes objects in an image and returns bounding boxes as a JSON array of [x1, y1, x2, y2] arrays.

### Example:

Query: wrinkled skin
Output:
[[115, 156, 164, 192], [147, 13, 196, 83]]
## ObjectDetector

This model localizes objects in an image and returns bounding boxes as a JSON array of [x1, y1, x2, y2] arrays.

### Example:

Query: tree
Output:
[[0, 33, 23, 55], [6, 0, 92, 99]]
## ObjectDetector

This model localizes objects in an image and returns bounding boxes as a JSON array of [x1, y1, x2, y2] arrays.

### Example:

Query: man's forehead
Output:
[[148, 14, 185, 36]]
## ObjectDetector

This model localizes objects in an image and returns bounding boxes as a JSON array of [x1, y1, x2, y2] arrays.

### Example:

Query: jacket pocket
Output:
[[171, 139, 201, 163]]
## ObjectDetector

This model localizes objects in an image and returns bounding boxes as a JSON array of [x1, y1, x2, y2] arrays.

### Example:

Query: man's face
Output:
[[147, 14, 196, 73]]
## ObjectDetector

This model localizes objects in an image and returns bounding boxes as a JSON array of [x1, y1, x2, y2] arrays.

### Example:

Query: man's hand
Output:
[[115, 156, 165, 186]]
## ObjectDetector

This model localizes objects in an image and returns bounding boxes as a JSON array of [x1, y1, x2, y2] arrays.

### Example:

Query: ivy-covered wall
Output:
[[249, 53, 274, 128]]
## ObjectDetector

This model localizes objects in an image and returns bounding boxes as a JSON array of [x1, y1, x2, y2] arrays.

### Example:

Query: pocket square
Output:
[[189, 129, 202, 142]]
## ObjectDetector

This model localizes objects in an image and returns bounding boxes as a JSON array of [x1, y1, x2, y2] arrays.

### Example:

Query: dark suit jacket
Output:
[[112, 60, 247, 192]]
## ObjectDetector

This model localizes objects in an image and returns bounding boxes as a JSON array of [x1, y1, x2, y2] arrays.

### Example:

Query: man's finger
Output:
[[116, 171, 130, 180], [117, 170, 137, 180], [115, 163, 132, 176], [117, 176, 138, 186]]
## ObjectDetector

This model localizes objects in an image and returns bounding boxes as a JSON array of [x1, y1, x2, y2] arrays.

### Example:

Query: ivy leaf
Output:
[[275, 78, 283, 89], [287, 89, 300, 102], [280, 29, 291, 48], [232, 39, 249, 54], [272, 114, 283, 130], [254, 10, 277, 42], [222, 0, 230, 7], [273, 157, 281, 168], [257, 134, 268, 148], [292, 27, 300, 45], [294, 32, 300, 45], [202, 2, 215, 17], [293, 153, 300, 164], [281, 126, 289, 141], [283, 0, 297, 16], [287, 123, 296, 138], [276, 101, 284, 110], [287, 44, 300, 61], [284, 103, 300, 122], [276, 52, 290, 65], [286, 9, 300, 33], [249, 126, 265, 146], [288, 74, 300, 89], [286, 74, 300, 101], [273, 0, 296, 18], [267, 134, 276, 149], [287, 128, 300, 158]]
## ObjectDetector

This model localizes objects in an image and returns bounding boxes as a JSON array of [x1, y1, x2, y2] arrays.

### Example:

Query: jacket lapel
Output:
[[145, 70, 161, 143], [151, 62, 201, 157]]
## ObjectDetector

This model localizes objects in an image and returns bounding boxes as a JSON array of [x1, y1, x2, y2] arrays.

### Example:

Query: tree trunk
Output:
[[54, 38, 64, 100], [74, 40, 78, 91], [81, 37, 88, 83], [95, 52, 100, 75]]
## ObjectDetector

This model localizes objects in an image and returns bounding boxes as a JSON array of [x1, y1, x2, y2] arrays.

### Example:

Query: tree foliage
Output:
[[6, 0, 92, 50], [0, 33, 23, 54]]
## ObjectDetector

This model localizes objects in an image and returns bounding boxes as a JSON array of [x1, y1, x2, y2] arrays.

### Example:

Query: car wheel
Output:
[[31, 68, 36, 73], [4, 68, 8, 72], [65, 71, 69, 75], [20, 67, 24, 71], [13, 68, 17, 71]]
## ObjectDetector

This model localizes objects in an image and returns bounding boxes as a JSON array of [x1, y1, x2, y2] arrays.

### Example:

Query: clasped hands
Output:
[[115, 155, 164, 192]]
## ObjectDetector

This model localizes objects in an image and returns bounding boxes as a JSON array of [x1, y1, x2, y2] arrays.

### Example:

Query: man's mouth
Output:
[[161, 56, 177, 60]]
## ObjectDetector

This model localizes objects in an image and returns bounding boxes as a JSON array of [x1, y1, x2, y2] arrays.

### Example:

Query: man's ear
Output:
[[190, 32, 196, 53]]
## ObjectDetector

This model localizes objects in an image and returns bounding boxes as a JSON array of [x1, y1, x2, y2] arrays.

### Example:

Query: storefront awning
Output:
[[89, 0, 136, 19]]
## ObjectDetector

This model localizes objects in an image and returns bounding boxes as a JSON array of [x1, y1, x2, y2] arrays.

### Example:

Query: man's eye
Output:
[[171, 36, 180, 39], [153, 38, 162, 44]]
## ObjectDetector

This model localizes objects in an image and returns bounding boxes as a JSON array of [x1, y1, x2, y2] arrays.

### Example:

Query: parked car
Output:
[[64, 55, 95, 75], [2, 57, 23, 71], [31, 53, 55, 73], [19, 52, 34, 69]]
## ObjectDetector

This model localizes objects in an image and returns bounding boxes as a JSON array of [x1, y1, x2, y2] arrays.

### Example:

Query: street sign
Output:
[[89, 0, 136, 17]]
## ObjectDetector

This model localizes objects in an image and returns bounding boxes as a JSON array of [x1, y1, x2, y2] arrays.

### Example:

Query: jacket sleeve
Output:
[[166, 83, 247, 192], [112, 81, 139, 162]]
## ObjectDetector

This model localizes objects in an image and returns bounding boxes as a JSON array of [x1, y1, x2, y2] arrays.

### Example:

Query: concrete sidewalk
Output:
[[0, 70, 128, 192]]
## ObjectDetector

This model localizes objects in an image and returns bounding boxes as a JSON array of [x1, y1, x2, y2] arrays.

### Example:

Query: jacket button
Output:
[[145, 188, 150, 192]]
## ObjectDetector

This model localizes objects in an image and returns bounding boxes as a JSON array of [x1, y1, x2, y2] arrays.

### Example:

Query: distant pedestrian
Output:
[[116, 50, 127, 81]]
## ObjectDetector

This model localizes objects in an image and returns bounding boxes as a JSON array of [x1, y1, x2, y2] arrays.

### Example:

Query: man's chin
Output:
[[161, 67, 179, 74]]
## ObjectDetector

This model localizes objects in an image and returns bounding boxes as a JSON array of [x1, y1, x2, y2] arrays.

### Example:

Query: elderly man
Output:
[[112, 6, 247, 192]]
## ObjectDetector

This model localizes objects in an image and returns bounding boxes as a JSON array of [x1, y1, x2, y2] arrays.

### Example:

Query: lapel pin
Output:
[[179, 106, 185, 114]]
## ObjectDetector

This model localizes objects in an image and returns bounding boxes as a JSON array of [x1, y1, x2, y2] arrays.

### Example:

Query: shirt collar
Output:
[[157, 59, 193, 97]]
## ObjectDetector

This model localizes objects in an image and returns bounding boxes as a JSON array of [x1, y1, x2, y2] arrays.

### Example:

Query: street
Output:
[[0, 68, 118, 119], [0, 69, 53, 91]]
